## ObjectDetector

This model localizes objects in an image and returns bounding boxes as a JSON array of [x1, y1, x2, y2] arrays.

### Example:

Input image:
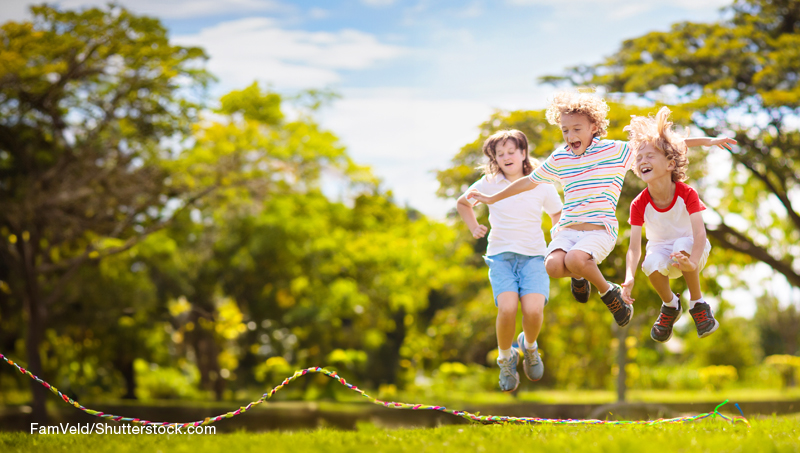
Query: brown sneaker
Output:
[[571, 278, 591, 303], [690, 302, 719, 338], [600, 283, 633, 327], [651, 297, 682, 342]]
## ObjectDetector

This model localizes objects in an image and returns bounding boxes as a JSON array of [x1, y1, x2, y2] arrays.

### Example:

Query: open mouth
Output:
[[570, 141, 581, 151], [504, 162, 514, 167], [640, 165, 653, 175]]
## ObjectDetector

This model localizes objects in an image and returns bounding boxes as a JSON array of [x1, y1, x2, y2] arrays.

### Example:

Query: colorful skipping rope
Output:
[[1, 353, 750, 428]]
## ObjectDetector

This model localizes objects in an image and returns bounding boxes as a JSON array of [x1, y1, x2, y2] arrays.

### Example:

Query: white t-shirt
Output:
[[628, 181, 706, 244], [465, 173, 563, 257]]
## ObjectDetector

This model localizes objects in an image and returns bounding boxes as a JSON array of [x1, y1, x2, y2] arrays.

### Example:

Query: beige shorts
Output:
[[642, 237, 711, 278], [546, 228, 616, 264]]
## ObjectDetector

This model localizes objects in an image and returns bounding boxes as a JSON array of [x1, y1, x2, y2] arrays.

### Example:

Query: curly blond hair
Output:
[[624, 106, 688, 182], [481, 130, 538, 177], [545, 90, 610, 138]]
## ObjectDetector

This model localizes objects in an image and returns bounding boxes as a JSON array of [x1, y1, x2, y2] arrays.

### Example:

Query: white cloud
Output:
[[172, 18, 408, 90], [319, 89, 494, 218], [0, 0, 288, 22], [361, 0, 398, 7], [309, 8, 329, 19]]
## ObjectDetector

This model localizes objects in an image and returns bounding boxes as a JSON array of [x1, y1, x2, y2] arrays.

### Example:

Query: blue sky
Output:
[[7, 0, 781, 319], [0, 0, 733, 218]]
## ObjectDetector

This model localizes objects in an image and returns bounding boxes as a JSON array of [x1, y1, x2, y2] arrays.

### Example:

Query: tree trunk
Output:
[[616, 325, 627, 403], [115, 355, 137, 400], [23, 281, 48, 424]]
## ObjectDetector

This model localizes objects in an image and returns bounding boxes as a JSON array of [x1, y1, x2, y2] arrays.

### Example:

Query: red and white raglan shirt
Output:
[[628, 181, 712, 278]]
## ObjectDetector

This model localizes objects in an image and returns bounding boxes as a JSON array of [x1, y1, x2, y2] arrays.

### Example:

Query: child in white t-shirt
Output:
[[621, 107, 729, 341], [457, 130, 562, 392]]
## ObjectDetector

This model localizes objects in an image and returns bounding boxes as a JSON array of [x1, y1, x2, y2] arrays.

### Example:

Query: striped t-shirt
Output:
[[528, 137, 634, 240]]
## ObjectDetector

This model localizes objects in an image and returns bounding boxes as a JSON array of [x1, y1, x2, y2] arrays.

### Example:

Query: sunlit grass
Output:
[[1, 416, 796, 453]]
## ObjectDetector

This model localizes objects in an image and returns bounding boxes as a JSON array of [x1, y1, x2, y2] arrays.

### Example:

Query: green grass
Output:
[[1, 416, 797, 452]]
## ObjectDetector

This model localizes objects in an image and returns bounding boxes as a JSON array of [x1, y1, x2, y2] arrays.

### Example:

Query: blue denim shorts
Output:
[[483, 252, 549, 306]]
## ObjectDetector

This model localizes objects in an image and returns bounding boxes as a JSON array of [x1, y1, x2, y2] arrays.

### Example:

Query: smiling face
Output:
[[634, 142, 675, 183], [494, 139, 526, 179], [560, 113, 599, 155]]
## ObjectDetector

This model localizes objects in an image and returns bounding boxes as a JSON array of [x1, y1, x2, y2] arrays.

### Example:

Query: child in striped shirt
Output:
[[468, 91, 734, 328], [621, 107, 731, 341]]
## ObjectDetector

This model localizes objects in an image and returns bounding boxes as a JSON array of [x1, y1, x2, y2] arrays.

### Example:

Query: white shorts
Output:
[[642, 237, 711, 278], [546, 228, 616, 264]]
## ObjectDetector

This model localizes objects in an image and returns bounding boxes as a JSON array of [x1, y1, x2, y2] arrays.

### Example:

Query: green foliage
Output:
[[134, 359, 204, 400]]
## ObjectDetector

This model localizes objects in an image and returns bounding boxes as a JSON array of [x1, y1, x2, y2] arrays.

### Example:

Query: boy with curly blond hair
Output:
[[468, 91, 735, 329], [620, 107, 729, 341]]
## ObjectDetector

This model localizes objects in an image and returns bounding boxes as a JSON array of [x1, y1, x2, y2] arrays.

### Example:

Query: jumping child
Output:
[[621, 107, 732, 341], [467, 91, 735, 329], [457, 130, 562, 392]]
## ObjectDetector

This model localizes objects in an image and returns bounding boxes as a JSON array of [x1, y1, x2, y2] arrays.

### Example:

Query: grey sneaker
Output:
[[571, 278, 591, 303], [600, 282, 633, 327], [496, 350, 520, 392], [690, 302, 719, 338], [517, 332, 543, 381], [651, 297, 682, 343]]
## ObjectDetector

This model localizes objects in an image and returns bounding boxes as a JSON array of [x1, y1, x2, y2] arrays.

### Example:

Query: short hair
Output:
[[624, 106, 688, 182], [481, 130, 537, 177], [545, 90, 610, 138]]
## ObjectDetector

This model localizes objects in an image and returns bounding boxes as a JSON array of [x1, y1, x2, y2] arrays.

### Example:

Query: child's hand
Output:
[[670, 252, 698, 272], [466, 190, 494, 205], [621, 278, 635, 305], [709, 136, 737, 151], [470, 224, 488, 239]]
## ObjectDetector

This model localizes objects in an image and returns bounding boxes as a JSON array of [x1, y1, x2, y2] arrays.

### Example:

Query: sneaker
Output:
[[517, 332, 544, 381], [571, 278, 591, 303], [600, 283, 633, 327], [690, 302, 719, 338], [496, 350, 520, 392], [651, 297, 682, 342]]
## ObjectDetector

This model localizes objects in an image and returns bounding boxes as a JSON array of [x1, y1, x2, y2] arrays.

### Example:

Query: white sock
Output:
[[690, 298, 704, 309], [599, 282, 612, 296], [498, 347, 514, 361], [524, 339, 537, 350], [664, 294, 680, 308]]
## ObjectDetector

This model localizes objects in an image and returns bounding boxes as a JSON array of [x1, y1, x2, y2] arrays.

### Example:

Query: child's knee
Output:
[[521, 303, 544, 319], [496, 299, 518, 317], [564, 250, 589, 272]]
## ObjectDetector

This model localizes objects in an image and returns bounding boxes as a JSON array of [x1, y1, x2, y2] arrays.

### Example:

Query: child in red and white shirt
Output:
[[621, 107, 733, 342]]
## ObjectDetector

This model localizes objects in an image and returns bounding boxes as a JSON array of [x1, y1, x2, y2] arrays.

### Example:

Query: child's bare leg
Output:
[[496, 292, 519, 350], [648, 271, 675, 303], [545, 250, 580, 278], [519, 293, 545, 344], [677, 251, 703, 301], [563, 250, 610, 293]]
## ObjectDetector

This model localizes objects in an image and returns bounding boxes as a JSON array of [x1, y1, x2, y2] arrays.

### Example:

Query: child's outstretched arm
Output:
[[456, 194, 488, 239], [621, 225, 643, 305], [467, 177, 538, 205], [684, 136, 738, 150], [670, 212, 707, 272]]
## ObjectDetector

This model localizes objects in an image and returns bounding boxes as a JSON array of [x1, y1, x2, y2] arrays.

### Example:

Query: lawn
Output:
[[1, 416, 797, 453]]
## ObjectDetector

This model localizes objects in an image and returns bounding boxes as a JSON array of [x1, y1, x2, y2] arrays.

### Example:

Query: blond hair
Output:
[[545, 90, 610, 138], [624, 106, 688, 182], [481, 130, 538, 177]]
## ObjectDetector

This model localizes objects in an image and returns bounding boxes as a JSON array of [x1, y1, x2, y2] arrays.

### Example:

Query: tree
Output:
[[544, 0, 800, 317], [0, 5, 212, 422]]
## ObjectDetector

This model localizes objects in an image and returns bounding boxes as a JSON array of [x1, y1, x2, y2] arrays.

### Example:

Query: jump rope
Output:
[[1, 353, 750, 429]]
